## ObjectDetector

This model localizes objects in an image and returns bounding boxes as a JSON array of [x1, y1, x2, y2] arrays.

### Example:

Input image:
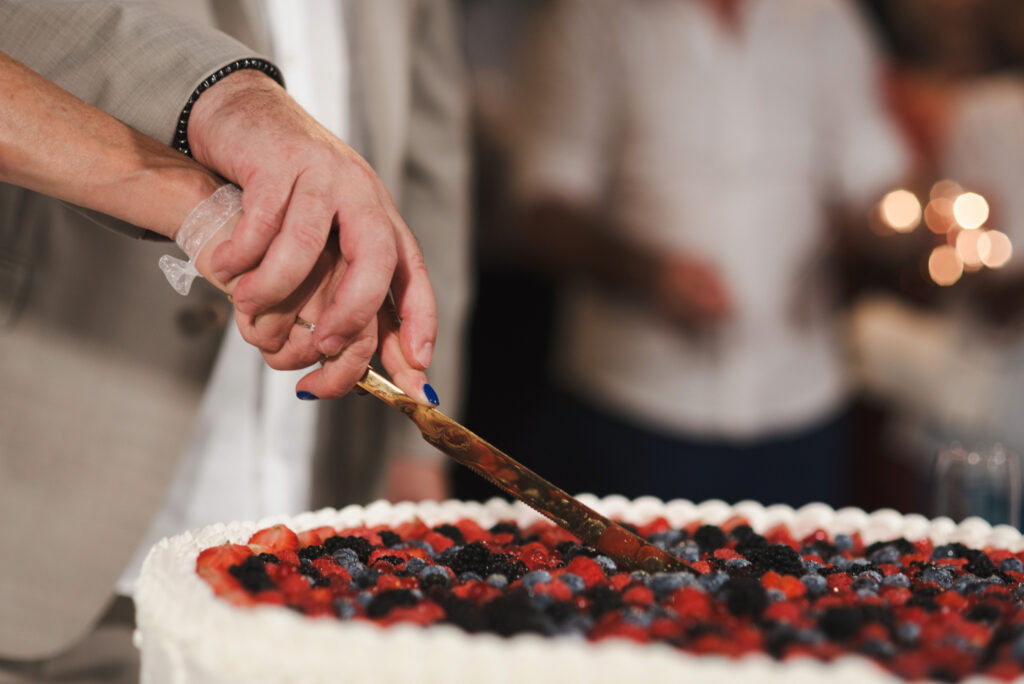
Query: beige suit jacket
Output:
[[0, 0, 469, 659]]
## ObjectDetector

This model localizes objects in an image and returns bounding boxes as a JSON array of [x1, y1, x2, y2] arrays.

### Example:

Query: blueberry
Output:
[[857, 570, 884, 583], [953, 573, 982, 594], [559, 572, 585, 594], [672, 542, 701, 563], [932, 544, 959, 560], [882, 573, 910, 588], [896, 622, 920, 643], [943, 635, 976, 652], [1011, 633, 1024, 660], [921, 567, 954, 588], [1013, 584, 1024, 601], [556, 613, 594, 636], [458, 571, 483, 583], [404, 557, 427, 575], [356, 590, 373, 607], [802, 560, 823, 574], [403, 539, 436, 557], [800, 574, 827, 595], [726, 557, 752, 569], [629, 570, 650, 583], [648, 530, 685, 549], [622, 606, 654, 628], [593, 555, 618, 574], [766, 588, 786, 602], [698, 572, 730, 595], [795, 628, 826, 644], [521, 570, 552, 590], [868, 546, 902, 565], [828, 556, 851, 570], [1000, 557, 1024, 573], [332, 548, 360, 565], [985, 575, 1006, 586], [861, 640, 896, 658], [436, 545, 463, 562], [849, 558, 871, 569], [649, 572, 691, 598], [834, 534, 854, 552], [528, 593, 554, 610], [419, 564, 451, 586], [333, 598, 357, 619], [487, 573, 509, 588], [852, 576, 880, 592]]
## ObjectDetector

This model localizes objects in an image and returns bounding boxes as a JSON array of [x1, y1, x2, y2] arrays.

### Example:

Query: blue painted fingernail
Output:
[[423, 384, 439, 406], [297, 391, 319, 401]]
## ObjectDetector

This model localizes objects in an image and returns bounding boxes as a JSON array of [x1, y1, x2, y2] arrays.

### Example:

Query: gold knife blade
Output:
[[357, 368, 698, 575]]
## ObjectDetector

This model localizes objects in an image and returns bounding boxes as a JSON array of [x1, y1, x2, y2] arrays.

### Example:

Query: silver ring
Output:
[[295, 317, 316, 332]]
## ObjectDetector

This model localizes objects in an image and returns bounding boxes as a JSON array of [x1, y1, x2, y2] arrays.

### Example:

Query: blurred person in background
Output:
[[510, 0, 909, 507]]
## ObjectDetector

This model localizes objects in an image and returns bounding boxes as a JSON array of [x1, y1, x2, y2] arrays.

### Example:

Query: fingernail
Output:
[[297, 391, 319, 401], [416, 341, 434, 368], [319, 336, 345, 357], [423, 383, 439, 406]]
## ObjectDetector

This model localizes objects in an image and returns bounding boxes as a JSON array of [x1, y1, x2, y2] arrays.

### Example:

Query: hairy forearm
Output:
[[0, 51, 222, 239]]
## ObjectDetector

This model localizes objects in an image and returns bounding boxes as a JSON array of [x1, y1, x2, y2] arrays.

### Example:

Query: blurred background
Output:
[[453, 0, 1024, 526]]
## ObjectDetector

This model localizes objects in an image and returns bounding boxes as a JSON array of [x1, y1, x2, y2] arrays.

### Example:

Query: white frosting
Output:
[[134, 497, 1024, 683]]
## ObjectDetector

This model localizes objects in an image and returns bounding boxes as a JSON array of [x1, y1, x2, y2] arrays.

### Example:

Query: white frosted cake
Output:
[[134, 496, 1024, 683]]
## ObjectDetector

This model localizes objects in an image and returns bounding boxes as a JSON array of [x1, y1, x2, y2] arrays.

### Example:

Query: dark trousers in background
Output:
[[457, 389, 851, 510]]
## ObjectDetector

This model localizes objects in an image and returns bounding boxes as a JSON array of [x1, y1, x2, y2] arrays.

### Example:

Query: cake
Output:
[[134, 496, 1024, 683]]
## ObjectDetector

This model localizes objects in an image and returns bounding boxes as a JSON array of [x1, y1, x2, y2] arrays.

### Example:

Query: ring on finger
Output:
[[295, 317, 316, 332]]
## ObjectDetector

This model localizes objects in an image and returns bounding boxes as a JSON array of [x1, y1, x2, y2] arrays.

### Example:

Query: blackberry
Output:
[[434, 524, 466, 545], [486, 552, 527, 583], [296, 563, 331, 588], [694, 525, 726, 553], [441, 595, 487, 633], [964, 553, 999, 579], [489, 522, 521, 540], [322, 536, 373, 565], [372, 555, 406, 568], [229, 557, 277, 593], [366, 589, 419, 618], [866, 538, 915, 557], [441, 541, 491, 576], [731, 525, 768, 555], [555, 542, 599, 562], [256, 553, 281, 565], [482, 589, 552, 636], [966, 603, 1002, 623], [585, 585, 624, 618], [743, 544, 804, 577], [819, 607, 864, 641], [722, 577, 767, 617], [378, 530, 402, 548], [762, 621, 797, 658], [297, 545, 329, 563]]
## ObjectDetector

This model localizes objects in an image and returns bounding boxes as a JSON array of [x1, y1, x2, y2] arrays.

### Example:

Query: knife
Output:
[[356, 368, 698, 575]]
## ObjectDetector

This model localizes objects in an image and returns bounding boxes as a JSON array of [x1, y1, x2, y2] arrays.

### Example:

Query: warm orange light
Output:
[[978, 230, 1013, 269], [930, 179, 963, 201], [956, 228, 983, 269], [924, 198, 956, 235], [879, 189, 921, 233], [928, 244, 963, 286], [953, 192, 989, 230]]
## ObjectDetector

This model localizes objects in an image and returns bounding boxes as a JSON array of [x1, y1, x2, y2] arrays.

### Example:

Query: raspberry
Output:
[[564, 556, 606, 588]]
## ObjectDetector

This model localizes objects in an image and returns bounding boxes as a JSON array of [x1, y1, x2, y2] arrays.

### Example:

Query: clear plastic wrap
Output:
[[159, 184, 243, 295]]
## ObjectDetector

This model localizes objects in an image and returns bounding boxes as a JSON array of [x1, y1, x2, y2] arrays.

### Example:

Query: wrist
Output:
[[181, 62, 283, 166]]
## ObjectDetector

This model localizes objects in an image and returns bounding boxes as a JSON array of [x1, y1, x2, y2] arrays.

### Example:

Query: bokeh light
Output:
[[978, 230, 1013, 269], [924, 197, 956, 235], [930, 179, 963, 201], [955, 228, 983, 269], [879, 189, 921, 233], [928, 244, 963, 286], [952, 192, 989, 230]]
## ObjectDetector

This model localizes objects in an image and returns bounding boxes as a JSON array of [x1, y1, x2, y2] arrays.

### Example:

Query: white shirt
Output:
[[517, 0, 908, 440]]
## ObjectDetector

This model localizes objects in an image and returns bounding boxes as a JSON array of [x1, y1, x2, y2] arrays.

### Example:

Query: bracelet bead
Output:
[[174, 58, 282, 158]]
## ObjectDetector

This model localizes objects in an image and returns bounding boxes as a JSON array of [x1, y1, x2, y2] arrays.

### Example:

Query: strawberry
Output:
[[247, 525, 299, 553]]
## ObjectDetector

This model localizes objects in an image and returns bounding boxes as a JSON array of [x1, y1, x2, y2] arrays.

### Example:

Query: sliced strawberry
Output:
[[247, 525, 299, 553]]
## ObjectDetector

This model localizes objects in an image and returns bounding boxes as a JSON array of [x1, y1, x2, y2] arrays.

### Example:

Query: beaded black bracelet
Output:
[[174, 58, 283, 158]]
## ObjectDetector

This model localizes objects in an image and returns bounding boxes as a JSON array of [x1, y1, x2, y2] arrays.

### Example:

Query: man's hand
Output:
[[651, 254, 733, 329], [187, 70, 437, 398]]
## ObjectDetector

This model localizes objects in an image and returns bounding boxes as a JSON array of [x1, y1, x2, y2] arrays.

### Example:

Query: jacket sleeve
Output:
[[386, 0, 472, 465], [0, 0, 279, 238]]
